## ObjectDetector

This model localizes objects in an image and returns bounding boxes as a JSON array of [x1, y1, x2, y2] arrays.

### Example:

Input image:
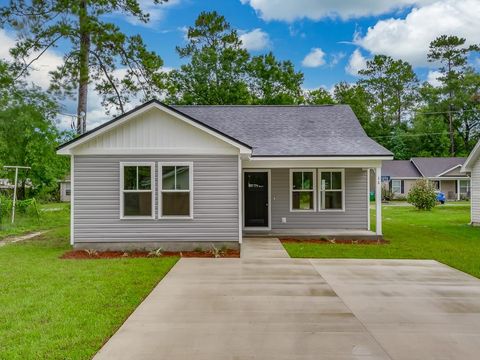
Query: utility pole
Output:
[[3, 166, 31, 224]]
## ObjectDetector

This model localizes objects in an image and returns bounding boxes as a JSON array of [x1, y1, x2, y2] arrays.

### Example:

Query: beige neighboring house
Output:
[[59, 176, 71, 202], [377, 157, 470, 201], [462, 141, 480, 225]]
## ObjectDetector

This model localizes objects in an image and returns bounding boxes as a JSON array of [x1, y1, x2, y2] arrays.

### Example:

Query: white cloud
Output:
[[427, 70, 442, 87], [0, 29, 63, 89], [354, 0, 480, 67], [302, 48, 326, 68], [239, 28, 271, 51], [329, 52, 346, 67], [345, 49, 367, 76], [240, 0, 436, 22]]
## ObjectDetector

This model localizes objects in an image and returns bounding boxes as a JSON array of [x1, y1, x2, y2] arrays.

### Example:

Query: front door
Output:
[[244, 171, 269, 228]]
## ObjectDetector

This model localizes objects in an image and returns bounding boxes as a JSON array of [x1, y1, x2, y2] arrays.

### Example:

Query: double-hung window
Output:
[[319, 170, 344, 211], [459, 179, 470, 195], [159, 163, 193, 218], [290, 170, 316, 211], [120, 163, 155, 218], [391, 180, 402, 194]]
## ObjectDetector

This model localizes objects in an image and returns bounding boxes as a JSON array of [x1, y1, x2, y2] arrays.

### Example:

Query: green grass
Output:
[[0, 202, 70, 238], [0, 226, 178, 359], [284, 204, 480, 278]]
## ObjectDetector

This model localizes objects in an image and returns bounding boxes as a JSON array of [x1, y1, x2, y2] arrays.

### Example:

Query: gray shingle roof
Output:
[[172, 105, 392, 157], [411, 157, 466, 177], [382, 160, 422, 178]]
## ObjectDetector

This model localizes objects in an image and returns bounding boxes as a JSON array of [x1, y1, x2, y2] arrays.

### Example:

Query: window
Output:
[[290, 170, 315, 211], [319, 170, 344, 211], [460, 180, 470, 195], [391, 180, 402, 194], [65, 189, 71, 196], [120, 163, 154, 218], [159, 163, 193, 218], [432, 180, 440, 190]]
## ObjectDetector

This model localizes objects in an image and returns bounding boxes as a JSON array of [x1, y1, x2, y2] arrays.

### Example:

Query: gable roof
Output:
[[57, 100, 252, 155], [411, 157, 466, 178], [173, 105, 392, 157], [462, 140, 480, 172], [58, 100, 392, 157], [382, 160, 422, 178]]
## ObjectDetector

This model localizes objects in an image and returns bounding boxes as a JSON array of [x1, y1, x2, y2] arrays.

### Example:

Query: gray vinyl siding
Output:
[[472, 159, 480, 224], [74, 155, 239, 243], [270, 168, 368, 229]]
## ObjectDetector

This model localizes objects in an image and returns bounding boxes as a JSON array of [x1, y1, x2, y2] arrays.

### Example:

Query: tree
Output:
[[427, 35, 479, 155], [358, 55, 418, 130], [333, 82, 373, 134], [0, 60, 69, 199], [248, 52, 304, 104], [304, 88, 335, 105], [166, 11, 251, 105], [0, 0, 168, 134]]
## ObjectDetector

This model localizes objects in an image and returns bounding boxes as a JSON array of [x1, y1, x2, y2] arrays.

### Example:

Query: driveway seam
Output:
[[308, 259, 394, 360]]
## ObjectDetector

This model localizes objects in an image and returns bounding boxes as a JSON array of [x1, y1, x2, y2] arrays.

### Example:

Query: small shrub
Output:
[[407, 179, 437, 210], [148, 248, 163, 257], [382, 185, 394, 201]]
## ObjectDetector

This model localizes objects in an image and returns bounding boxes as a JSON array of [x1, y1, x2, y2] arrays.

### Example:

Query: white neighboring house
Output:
[[59, 176, 71, 202], [462, 141, 480, 226]]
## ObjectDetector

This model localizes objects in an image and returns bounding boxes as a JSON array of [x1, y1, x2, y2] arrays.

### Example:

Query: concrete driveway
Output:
[[94, 239, 480, 360]]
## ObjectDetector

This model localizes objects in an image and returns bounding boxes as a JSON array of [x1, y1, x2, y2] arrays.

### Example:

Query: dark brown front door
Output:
[[244, 171, 269, 227]]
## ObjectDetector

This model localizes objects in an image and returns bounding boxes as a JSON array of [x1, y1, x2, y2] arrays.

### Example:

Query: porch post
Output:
[[375, 166, 382, 236], [457, 180, 460, 201]]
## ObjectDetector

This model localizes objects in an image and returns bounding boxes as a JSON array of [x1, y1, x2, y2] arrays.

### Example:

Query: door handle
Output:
[[266, 203, 269, 207]]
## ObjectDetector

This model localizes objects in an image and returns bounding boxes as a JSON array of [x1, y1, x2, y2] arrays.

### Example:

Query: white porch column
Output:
[[375, 166, 382, 236], [457, 180, 460, 201]]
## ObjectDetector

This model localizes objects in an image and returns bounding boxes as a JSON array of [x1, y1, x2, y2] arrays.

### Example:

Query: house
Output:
[[462, 141, 480, 226], [59, 176, 71, 202], [377, 157, 470, 200], [57, 100, 393, 250]]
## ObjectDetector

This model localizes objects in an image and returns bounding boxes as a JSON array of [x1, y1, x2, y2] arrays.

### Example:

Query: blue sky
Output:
[[0, 0, 479, 129]]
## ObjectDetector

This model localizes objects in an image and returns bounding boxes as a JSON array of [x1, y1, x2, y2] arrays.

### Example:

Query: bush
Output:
[[407, 179, 437, 210]]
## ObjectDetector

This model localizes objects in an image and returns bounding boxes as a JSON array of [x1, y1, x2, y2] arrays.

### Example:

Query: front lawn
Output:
[[283, 204, 480, 278], [0, 226, 178, 359]]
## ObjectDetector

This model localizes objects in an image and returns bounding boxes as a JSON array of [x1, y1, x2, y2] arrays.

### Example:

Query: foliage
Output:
[[407, 179, 437, 210], [283, 204, 480, 278], [304, 88, 335, 105], [427, 35, 480, 155], [0, 60, 69, 198], [0, 0, 168, 132], [167, 11, 251, 105], [248, 52, 304, 104]]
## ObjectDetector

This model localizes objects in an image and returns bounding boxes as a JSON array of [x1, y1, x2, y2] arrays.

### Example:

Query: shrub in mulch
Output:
[[61, 249, 240, 260], [279, 238, 389, 245]]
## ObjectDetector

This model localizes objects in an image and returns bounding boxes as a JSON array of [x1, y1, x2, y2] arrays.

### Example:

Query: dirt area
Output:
[[61, 249, 240, 259], [280, 238, 389, 245]]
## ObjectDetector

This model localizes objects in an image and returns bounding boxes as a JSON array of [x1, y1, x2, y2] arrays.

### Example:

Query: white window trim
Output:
[[120, 162, 155, 220], [289, 169, 317, 212], [391, 179, 402, 194], [158, 162, 194, 219], [318, 169, 345, 212]]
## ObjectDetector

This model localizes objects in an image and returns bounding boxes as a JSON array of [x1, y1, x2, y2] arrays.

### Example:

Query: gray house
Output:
[[378, 157, 470, 200], [462, 141, 480, 225], [57, 100, 392, 250]]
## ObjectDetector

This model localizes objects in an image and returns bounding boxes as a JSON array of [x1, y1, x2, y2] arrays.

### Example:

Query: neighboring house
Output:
[[57, 100, 392, 250], [59, 176, 71, 202], [462, 141, 480, 226], [0, 178, 14, 190], [376, 157, 470, 200]]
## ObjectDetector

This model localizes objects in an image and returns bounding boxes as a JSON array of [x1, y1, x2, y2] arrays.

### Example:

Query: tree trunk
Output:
[[77, 0, 90, 134], [448, 105, 455, 156]]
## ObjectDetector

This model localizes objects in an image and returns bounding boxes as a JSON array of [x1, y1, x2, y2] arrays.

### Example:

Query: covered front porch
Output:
[[239, 157, 385, 242]]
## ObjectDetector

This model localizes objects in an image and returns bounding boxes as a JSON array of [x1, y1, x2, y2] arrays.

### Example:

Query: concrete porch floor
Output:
[[244, 228, 380, 240]]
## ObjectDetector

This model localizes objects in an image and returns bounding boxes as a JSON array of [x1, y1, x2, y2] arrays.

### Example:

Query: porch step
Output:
[[241, 237, 289, 259]]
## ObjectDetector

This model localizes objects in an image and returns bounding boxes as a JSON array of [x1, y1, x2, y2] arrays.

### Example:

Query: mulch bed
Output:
[[280, 238, 389, 245], [61, 249, 240, 259]]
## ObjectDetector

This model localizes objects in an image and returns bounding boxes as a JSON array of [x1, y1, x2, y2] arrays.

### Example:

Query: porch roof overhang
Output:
[[241, 155, 393, 169]]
